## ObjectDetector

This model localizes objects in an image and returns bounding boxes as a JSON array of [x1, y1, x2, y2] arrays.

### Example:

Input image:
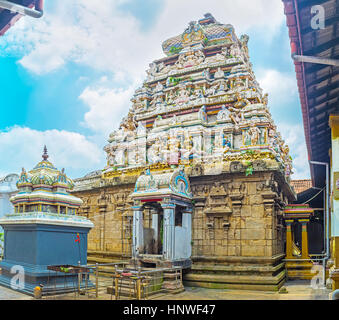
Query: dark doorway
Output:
[[143, 203, 163, 255], [157, 212, 163, 255]]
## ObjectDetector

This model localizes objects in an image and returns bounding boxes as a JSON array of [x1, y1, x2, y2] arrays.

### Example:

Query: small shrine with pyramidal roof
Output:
[[72, 13, 296, 291], [0, 147, 93, 296]]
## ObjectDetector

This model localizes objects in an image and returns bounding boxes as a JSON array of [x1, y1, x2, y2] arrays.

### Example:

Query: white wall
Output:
[[0, 174, 18, 220], [0, 174, 18, 255], [174, 213, 192, 260]]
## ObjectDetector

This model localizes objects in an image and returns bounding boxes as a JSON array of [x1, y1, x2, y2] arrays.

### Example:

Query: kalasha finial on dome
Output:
[[42, 145, 49, 161]]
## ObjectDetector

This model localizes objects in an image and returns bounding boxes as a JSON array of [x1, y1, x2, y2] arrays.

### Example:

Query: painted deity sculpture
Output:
[[246, 121, 262, 146]]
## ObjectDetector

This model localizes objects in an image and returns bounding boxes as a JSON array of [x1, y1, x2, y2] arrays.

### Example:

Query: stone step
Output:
[[107, 285, 164, 299], [190, 262, 285, 274], [107, 286, 138, 299], [104, 270, 184, 298], [285, 261, 329, 280], [88, 250, 130, 258], [163, 273, 181, 280], [162, 280, 184, 291], [184, 269, 286, 286], [286, 270, 316, 280]]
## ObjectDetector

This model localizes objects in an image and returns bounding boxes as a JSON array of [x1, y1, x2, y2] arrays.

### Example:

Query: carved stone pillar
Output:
[[229, 181, 244, 216], [330, 238, 339, 290], [161, 203, 175, 261], [299, 218, 310, 259], [285, 219, 294, 259], [132, 205, 144, 257], [262, 192, 277, 217], [82, 205, 90, 218], [182, 207, 193, 258], [204, 182, 231, 239], [98, 194, 108, 251], [192, 195, 206, 254], [206, 216, 214, 239], [192, 196, 206, 208], [222, 220, 230, 236], [151, 209, 159, 246], [229, 194, 243, 216]]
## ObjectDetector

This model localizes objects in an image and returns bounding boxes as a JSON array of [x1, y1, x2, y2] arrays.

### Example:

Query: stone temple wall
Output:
[[190, 172, 286, 258], [75, 181, 134, 255], [72, 163, 294, 290]]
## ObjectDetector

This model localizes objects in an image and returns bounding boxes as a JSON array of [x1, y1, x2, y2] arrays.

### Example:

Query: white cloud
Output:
[[157, 0, 285, 39], [277, 123, 310, 180], [79, 84, 136, 137], [255, 68, 309, 179], [257, 69, 310, 179], [2, 0, 285, 77], [1, 0, 288, 136], [257, 69, 298, 108], [4, 0, 157, 78], [0, 126, 103, 178]]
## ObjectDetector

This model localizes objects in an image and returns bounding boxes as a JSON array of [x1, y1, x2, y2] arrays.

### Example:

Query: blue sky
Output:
[[0, 0, 309, 180]]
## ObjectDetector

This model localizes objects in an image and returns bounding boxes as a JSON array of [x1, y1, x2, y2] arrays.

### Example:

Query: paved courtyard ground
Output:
[[0, 286, 31, 300], [0, 280, 332, 300], [155, 281, 331, 300]]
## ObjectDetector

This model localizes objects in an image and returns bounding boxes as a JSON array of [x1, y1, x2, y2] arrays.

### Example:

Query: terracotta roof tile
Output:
[[291, 179, 312, 194]]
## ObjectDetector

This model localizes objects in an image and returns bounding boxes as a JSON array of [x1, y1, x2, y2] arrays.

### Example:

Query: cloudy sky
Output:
[[0, 0, 310, 180]]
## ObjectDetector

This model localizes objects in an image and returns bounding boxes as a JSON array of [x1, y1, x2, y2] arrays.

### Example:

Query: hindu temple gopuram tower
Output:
[[72, 13, 296, 291]]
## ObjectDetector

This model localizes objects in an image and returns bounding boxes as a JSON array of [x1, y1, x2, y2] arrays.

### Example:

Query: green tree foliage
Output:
[[245, 161, 254, 176]]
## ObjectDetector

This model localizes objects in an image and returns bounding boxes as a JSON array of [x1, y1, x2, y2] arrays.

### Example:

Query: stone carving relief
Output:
[[175, 49, 205, 69], [228, 180, 245, 216], [217, 105, 230, 121], [243, 121, 265, 146], [204, 182, 231, 239]]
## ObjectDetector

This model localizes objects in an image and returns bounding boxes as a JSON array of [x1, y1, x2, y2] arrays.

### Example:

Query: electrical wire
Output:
[[302, 186, 325, 204]]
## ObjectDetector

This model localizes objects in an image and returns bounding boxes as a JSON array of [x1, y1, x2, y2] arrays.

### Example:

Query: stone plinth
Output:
[[183, 254, 285, 291]]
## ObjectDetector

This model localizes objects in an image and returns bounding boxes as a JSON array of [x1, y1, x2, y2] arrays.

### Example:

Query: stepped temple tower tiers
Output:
[[0, 147, 93, 296], [72, 13, 296, 290]]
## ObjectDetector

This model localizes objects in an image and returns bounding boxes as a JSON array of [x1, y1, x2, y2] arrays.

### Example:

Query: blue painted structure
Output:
[[0, 148, 94, 296], [0, 213, 93, 295]]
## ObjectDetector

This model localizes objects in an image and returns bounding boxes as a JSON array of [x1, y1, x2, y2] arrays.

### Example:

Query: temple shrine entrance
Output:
[[142, 203, 164, 256], [130, 166, 193, 268]]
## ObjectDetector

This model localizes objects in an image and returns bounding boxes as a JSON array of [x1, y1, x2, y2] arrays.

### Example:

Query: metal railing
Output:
[[40, 262, 183, 300], [42, 261, 128, 299], [111, 265, 183, 300]]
